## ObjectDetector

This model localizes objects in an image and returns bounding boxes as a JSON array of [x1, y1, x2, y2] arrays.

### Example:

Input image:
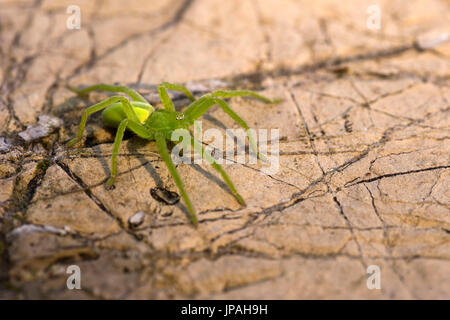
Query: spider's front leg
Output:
[[183, 91, 281, 161], [190, 136, 245, 206], [67, 96, 140, 147], [155, 133, 198, 226], [158, 82, 196, 111]]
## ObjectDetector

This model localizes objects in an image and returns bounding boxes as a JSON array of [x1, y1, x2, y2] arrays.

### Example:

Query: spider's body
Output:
[[145, 109, 190, 134], [102, 102, 190, 139], [67, 83, 280, 226], [102, 101, 152, 129]]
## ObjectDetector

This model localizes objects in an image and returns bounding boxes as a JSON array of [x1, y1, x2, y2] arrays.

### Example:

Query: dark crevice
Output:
[[9, 158, 51, 213], [225, 44, 415, 89], [347, 165, 450, 187], [55, 160, 126, 231], [332, 195, 366, 269]]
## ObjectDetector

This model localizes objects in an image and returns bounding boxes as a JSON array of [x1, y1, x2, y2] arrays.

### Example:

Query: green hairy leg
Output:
[[67, 96, 140, 147], [70, 84, 147, 103], [191, 137, 245, 206], [155, 133, 198, 227], [107, 119, 152, 188], [158, 82, 196, 111]]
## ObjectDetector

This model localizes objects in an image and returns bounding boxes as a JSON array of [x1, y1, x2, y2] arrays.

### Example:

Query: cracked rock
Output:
[[0, 137, 12, 153], [18, 115, 63, 142], [0, 0, 449, 300]]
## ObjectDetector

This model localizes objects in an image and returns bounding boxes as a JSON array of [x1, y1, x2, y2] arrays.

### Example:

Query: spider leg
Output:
[[191, 136, 246, 206], [214, 98, 263, 161], [210, 90, 283, 104], [158, 82, 196, 111], [155, 133, 197, 227], [70, 84, 148, 103], [107, 118, 152, 188], [182, 96, 217, 119], [67, 96, 140, 147], [184, 97, 264, 161], [183, 89, 281, 119], [107, 118, 128, 189]]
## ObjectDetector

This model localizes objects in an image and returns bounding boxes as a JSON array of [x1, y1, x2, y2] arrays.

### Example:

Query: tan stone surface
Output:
[[0, 0, 449, 299]]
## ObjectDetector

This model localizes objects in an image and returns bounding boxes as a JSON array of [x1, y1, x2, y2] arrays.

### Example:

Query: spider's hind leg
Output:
[[106, 118, 129, 189], [67, 96, 140, 147], [106, 118, 152, 189]]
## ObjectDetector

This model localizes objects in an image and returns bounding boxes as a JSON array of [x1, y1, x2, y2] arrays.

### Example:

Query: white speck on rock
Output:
[[207, 79, 227, 89], [128, 211, 146, 228], [18, 115, 63, 142], [7, 224, 67, 241], [185, 82, 208, 92], [416, 31, 449, 49]]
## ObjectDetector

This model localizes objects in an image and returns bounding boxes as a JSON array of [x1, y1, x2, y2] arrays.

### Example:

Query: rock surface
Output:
[[0, 0, 449, 299]]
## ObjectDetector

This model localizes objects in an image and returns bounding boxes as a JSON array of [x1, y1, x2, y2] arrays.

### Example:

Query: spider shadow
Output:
[[197, 112, 249, 159], [90, 130, 137, 182], [190, 163, 231, 197], [126, 135, 241, 221], [125, 137, 164, 188], [185, 112, 249, 204], [125, 137, 196, 220], [91, 144, 111, 180]]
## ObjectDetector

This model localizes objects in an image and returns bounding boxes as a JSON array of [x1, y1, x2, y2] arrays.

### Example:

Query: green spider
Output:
[[67, 83, 281, 226]]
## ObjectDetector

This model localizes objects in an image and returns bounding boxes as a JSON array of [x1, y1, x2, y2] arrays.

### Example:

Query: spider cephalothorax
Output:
[[67, 83, 281, 226]]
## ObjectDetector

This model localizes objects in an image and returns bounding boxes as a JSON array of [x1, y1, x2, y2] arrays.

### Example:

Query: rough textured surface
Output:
[[0, 0, 449, 299]]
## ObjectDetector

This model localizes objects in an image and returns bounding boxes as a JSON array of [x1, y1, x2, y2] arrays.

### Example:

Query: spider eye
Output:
[[176, 113, 185, 120]]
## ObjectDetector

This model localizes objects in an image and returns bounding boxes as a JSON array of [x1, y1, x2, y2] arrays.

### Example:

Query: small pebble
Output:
[[19, 115, 63, 142], [185, 82, 208, 92], [207, 79, 227, 89], [416, 31, 449, 50], [0, 137, 11, 153], [128, 211, 146, 228]]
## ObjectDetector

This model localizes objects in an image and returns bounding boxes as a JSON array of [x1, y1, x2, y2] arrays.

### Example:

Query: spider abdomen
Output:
[[102, 101, 152, 128]]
